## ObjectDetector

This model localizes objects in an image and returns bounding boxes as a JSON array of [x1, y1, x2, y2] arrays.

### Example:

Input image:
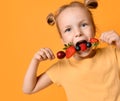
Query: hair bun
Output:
[[46, 13, 55, 26], [84, 0, 98, 9]]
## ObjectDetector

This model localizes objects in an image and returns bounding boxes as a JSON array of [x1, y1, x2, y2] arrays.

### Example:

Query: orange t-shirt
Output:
[[46, 46, 120, 101]]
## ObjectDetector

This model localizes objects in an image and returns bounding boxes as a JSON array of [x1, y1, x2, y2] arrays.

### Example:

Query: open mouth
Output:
[[75, 40, 87, 47]]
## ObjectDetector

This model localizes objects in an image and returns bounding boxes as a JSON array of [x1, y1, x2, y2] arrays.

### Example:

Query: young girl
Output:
[[23, 1, 120, 101]]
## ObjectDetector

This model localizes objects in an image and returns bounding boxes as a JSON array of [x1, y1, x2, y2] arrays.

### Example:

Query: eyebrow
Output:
[[64, 25, 71, 29], [79, 19, 88, 23], [64, 19, 88, 28]]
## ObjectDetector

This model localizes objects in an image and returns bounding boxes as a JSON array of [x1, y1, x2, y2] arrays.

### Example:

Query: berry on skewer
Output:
[[90, 37, 99, 48], [56, 38, 99, 59], [57, 51, 66, 59]]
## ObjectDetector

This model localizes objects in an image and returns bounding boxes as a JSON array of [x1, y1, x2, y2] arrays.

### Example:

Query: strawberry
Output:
[[56, 43, 76, 59], [90, 38, 99, 43], [79, 43, 87, 51], [90, 38, 99, 47], [65, 46, 76, 58]]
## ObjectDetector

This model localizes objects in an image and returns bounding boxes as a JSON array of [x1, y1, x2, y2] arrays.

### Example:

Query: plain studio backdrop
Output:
[[0, 0, 120, 101]]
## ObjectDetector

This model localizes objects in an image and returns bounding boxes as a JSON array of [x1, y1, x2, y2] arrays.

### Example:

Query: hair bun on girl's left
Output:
[[46, 13, 55, 26], [84, 0, 98, 9]]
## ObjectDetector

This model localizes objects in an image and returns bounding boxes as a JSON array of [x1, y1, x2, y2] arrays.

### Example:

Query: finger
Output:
[[34, 52, 43, 61], [104, 31, 119, 44], [107, 35, 119, 44], [100, 31, 115, 43], [104, 33, 115, 43], [99, 31, 107, 41], [45, 48, 55, 59], [38, 49, 48, 60], [39, 48, 55, 60], [99, 32, 108, 42]]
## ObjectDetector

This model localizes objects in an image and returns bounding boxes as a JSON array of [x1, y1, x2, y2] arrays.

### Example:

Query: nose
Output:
[[75, 31, 83, 37], [74, 27, 83, 37]]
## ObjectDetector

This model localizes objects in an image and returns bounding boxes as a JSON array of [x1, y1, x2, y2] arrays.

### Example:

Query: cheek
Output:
[[91, 30, 96, 37], [87, 27, 95, 37], [91, 26, 96, 36], [62, 34, 73, 43], [88, 33, 95, 38]]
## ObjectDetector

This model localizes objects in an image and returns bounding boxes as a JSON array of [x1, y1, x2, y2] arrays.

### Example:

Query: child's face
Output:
[[57, 6, 95, 58], [57, 6, 95, 45]]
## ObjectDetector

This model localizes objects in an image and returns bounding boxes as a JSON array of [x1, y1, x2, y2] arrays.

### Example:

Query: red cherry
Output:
[[57, 51, 66, 59]]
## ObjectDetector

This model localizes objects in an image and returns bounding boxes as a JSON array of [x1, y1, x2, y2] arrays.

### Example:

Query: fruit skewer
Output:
[[57, 38, 99, 59]]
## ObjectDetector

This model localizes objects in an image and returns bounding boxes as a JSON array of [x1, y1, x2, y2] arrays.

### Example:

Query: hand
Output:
[[100, 30, 120, 47], [33, 48, 55, 62]]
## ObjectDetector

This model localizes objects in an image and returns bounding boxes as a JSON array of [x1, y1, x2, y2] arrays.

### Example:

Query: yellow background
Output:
[[1, 0, 120, 101]]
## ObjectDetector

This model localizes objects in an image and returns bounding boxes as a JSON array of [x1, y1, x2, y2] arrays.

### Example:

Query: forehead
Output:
[[56, 6, 91, 24]]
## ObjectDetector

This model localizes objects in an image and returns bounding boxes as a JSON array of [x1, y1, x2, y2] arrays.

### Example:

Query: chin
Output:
[[76, 48, 93, 58], [79, 52, 90, 58]]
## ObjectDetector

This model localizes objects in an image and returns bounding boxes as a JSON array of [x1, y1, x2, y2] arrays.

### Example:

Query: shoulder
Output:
[[45, 59, 69, 86], [46, 59, 69, 73], [93, 45, 117, 61], [95, 45, 120, 63]]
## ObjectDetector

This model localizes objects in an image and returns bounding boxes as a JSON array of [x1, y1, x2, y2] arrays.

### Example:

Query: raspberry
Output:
[[79, 43, 87, 51]]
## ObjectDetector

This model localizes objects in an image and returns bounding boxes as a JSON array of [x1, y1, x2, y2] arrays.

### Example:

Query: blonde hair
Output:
[[46, 1, 97, 36]]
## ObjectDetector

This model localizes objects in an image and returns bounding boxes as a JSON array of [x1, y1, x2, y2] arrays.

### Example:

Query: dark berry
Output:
[[86, 42, 92, 48], [57, 51, 66, 59], [75, 45, 81, 51]]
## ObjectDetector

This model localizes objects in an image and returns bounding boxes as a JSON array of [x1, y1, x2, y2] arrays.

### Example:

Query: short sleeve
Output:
[[46, 62, 61, 86]]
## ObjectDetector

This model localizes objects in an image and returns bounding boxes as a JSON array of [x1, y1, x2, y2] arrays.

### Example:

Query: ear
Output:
[[84, 0, 98, 9]]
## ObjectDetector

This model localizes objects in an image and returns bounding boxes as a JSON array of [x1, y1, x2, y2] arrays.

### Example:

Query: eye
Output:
[[65, 28, 71, 32], [81, 23, 88, 27]]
